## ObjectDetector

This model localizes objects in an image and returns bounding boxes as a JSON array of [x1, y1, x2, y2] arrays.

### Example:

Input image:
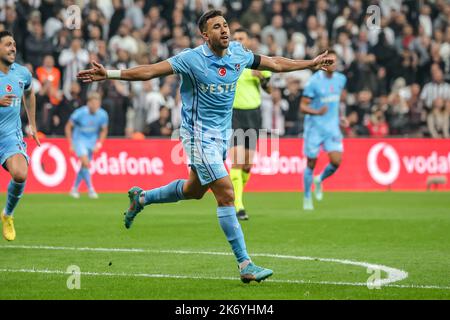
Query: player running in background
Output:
[[65, 92, 108, 199], [0, 31, 40, 241], [78, 10, 333, 283], [230, 28, 271, 221], [300, 50, 347, 210]]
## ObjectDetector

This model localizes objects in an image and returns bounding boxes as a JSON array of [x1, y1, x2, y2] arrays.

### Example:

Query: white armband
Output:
[[106, 70, 122, 79]]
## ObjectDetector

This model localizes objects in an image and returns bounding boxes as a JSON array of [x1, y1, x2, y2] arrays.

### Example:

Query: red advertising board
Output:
[[0, 138, 449, 192]]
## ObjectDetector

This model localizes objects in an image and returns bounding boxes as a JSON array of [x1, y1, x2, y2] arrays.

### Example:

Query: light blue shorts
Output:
[[303, 130, 343, 159], [0, 136, 29, 169], [73, 141, 94, 160], [181, 132, 229, 186]]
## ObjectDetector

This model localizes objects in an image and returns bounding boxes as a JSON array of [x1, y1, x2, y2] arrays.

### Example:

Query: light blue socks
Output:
[[303, 166, 313, 199], [217, 206, 250, 263], [143, 179, 186, 205], [74, 167, 93, 190], [5, 179, 26, 216], [320, 164, 338, 182]]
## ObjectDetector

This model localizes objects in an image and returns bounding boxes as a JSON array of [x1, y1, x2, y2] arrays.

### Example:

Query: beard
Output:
[[0, 56, 14, 66]]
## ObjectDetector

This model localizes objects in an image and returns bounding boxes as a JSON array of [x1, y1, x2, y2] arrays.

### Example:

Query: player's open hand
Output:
[[28, 125, 41, 147], [0, 94, 16, 107], [77, 61, 107, 83], [311, 51, 335, 71]]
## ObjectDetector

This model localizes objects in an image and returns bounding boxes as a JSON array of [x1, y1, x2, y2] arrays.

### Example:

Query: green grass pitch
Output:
[[0, 191, 449, 300]]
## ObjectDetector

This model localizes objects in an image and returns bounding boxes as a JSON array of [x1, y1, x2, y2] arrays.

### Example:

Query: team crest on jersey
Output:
[[218, 67, 227, 77], [235, 64, 240, 72], [18, 81, 24, 89], [6, 84, 12, 92]]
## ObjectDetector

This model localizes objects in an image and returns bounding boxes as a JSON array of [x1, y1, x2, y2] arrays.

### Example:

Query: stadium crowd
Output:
[[1, 0, 449, 138]]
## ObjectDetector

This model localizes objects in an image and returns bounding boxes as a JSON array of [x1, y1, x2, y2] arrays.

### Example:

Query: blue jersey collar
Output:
[[0, 63, 16, 76], [201, 43, 232, 57]]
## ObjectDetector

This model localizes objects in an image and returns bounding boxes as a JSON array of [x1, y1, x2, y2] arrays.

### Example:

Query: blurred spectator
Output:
[[366, 107, 389, 138], [101, 78, 132, 136], [24, 22, 53, 69], [405, 83, 427, 136], [108, 20, 138, 61], [333, 31, 354, 72], [419, 4, 433, 38], [126, 0, 145, 30], [59, 38, 89, 99], [283, 77, 303, 136], [145, 106, 173, 137], [261, 15, 288, 49], [51, 81, 82, 136], [420, 66, 450, 110], [240, 0, 266, 30], [427, 98, 449, 138], [142, 5, 170, 42], [344, 110, 368, 137], [108, 0, 126, 39], [264, 88, 288, 136], [284, 2, 303, 37], [36, 55, 61, 106]]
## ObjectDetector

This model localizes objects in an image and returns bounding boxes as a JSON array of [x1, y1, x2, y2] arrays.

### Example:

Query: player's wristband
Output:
[[106, 70, 121, 79]]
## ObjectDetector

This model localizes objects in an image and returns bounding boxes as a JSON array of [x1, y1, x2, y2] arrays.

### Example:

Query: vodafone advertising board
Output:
[[0, 138, 448, 192]]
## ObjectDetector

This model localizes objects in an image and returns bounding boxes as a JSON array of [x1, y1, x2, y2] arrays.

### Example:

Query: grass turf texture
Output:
[[0, 192, 449, 300]]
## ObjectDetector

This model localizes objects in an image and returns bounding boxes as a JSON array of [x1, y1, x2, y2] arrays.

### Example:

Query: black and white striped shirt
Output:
[[420, 81, 450, 109]]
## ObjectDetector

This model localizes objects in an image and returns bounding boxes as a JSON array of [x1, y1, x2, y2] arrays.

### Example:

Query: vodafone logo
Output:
[[218, 67, 226, 77], [31, 143, 67, 187], [367, 143, 400, 185], [6, 85, 12, 92]]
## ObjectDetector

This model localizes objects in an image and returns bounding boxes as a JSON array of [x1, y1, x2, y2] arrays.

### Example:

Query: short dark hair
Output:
[[197, 10, 224, 32], [234, 27, 249, 35], [320, 49, 337, 56], [0, 31, 13, 42]]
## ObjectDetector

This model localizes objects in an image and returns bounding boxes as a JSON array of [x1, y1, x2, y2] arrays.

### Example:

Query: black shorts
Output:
[[231, 108, 262, 150]]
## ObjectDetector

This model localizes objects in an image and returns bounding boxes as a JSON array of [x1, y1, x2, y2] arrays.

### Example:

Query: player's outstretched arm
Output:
[[77, 60, 174, 83], [258, 51, 334, 73]]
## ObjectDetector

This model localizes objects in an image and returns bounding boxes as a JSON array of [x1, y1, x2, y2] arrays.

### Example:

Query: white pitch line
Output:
[[4, 244, 447, 290], [0, 268, 449, 290]]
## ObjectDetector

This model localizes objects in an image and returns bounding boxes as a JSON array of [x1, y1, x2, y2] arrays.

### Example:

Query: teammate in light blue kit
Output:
[[65, 92, 108, 199], [78, 10, 334, 283], [0, 31, 40, 241], [300, 50, 347, 210]]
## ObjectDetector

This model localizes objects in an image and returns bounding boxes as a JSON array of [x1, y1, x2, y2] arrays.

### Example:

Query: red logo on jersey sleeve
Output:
[[218, 67, 227, 77], [6, 85, 12, 92]]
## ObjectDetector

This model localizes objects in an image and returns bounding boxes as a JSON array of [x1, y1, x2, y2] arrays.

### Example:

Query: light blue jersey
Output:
[[69, 106, 108, 159], [0, 62, 32, 166], [302, 70, 347, 158], [168, 41, 258, 185], [168, 41, 256, 140]]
